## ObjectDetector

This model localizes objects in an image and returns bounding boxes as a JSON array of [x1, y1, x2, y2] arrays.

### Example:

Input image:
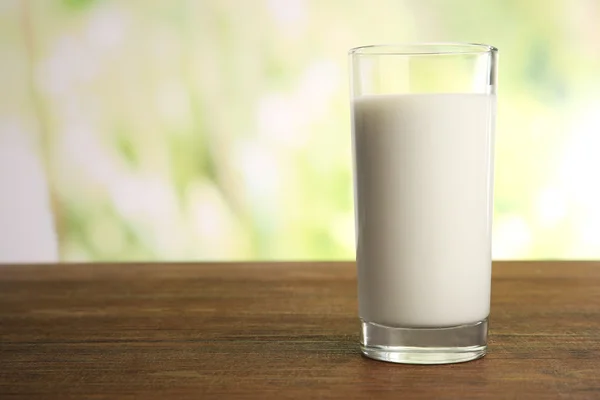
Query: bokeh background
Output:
[[2, 0, 600, 262]]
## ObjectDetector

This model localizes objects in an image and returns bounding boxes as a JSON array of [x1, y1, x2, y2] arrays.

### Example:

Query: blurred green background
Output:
[[2, 0, 600, 262]]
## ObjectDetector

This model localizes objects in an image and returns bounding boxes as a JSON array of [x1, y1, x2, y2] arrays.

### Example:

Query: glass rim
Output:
[[348, 42, 498, 56]]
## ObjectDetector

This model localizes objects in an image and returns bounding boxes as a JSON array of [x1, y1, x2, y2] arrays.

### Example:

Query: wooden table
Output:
[[0, 261, 599, 399]]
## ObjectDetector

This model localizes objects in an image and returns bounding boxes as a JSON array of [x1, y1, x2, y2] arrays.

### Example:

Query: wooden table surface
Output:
[[1, 261, 599, 399]]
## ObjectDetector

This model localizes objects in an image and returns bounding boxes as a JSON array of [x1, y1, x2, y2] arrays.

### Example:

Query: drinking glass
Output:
[[349, 43, 498, 364]]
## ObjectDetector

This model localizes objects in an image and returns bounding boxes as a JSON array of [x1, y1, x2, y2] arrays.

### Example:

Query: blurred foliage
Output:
[[3, 0, 600, 260], [61, 0, 97, 11]]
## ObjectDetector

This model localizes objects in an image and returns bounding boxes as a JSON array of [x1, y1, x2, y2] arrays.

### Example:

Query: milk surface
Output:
[[352, 93, 495, 328]]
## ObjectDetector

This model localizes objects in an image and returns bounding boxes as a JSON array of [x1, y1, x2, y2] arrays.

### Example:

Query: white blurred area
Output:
[[0, 122, 58, 262]]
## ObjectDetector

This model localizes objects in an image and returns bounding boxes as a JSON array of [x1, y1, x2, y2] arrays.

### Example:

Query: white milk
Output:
[[352, 93, 495, 328]]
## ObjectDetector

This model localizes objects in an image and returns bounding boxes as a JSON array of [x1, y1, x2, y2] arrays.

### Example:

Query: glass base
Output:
[[360, 318, 488, 365]]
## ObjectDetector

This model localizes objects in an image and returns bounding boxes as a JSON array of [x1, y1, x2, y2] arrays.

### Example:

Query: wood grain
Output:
[[0, 261, 599, 399]]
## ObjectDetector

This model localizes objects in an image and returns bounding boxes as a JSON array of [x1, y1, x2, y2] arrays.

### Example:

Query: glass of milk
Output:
[[349, 43, 498, 364]]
